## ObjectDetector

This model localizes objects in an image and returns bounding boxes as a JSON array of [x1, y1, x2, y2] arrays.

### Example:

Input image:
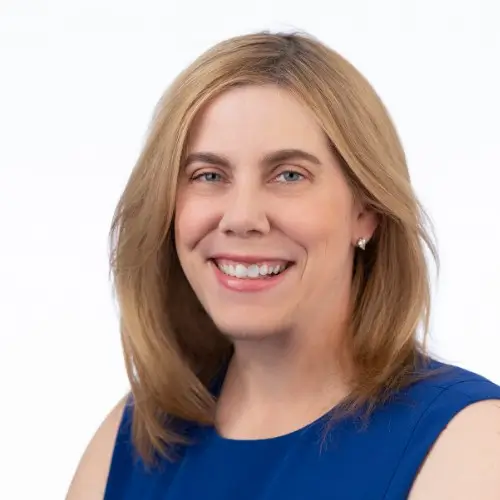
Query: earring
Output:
[[356, 237, 367, 250]]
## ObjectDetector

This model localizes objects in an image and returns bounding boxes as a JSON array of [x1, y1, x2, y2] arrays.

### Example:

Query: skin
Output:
[[175, 84, 378, 440], [176, 85, 375, 342], [408, 399, 500, 499], [66, 397, 126, 500], [66, 85, 500, 499]]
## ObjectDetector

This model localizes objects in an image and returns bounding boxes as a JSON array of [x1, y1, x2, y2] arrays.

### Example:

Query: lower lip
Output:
[[211, 261, 292, 292]]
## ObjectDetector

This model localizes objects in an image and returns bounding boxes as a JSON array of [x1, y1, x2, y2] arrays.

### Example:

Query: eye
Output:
[[275, 170, 305, 183], [192, 171, 222, 183]]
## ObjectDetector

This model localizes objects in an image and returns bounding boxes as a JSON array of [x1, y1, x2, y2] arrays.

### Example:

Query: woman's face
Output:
[[175, 85, 376, 341]]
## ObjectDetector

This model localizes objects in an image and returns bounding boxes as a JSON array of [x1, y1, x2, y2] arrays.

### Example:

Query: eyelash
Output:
[[192, 172, 223, 183], [275, 171, 304, 183], [191, 169, 306, 184]]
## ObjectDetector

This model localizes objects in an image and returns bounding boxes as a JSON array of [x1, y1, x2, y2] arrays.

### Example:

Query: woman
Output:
[[67, 31, 500, 499]]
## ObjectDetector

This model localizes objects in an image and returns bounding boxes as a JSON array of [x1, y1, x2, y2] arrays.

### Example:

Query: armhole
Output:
[[103, 393, 135, 500], [382, 379, 500, 499]]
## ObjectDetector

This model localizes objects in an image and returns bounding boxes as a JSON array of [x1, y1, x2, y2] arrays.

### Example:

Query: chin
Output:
[[211, 311, 290, 342]]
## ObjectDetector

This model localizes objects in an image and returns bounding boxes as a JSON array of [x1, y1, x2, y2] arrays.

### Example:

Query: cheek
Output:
[[277, 195, 352, 254], [174, 192, 217, 253], [174, 207, 197, 252]]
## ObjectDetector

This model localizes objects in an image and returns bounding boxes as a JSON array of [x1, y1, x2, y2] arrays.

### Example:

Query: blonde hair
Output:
[[109, 31, 439, 464]]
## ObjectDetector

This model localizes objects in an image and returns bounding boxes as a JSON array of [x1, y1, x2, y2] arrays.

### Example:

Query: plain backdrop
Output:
[[1, 1, 499, 498]]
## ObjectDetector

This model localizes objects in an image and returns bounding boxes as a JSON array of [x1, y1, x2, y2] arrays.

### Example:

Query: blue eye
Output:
[[275, 170, 304, 183], [193, 172, 222, 182]]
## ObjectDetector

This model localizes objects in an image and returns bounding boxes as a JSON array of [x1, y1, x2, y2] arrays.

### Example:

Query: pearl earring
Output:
[[356, 237, 367, 250]]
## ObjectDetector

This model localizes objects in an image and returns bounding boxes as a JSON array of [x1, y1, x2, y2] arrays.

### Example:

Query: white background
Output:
[[1, 1, 499, 498]]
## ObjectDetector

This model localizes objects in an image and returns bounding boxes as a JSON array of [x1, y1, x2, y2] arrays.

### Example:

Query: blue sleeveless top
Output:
[[104, 359, 500, 499]]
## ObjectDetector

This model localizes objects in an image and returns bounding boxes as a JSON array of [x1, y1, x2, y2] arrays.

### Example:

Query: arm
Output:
[[66, 396, 127, 500], [408, 399, 500, 499]]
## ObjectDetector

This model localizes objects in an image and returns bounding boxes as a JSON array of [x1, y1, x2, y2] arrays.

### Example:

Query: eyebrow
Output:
[[183, 148, 322, 169]]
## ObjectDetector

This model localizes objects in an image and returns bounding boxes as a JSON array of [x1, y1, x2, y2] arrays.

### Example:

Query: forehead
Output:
[[187, 85, 330, 156]]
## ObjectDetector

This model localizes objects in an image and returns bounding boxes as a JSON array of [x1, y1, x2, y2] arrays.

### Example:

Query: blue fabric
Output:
[[104, 359, 500, 499]]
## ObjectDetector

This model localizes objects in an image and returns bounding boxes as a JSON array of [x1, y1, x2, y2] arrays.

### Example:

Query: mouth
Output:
[[209, 258, 294, 280]]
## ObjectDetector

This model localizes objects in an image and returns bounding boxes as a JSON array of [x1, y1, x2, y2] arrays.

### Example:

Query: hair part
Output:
[[109, 30, 440, 465]]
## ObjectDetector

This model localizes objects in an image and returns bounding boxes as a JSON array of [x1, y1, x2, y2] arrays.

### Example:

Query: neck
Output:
[[215, 320, 353, 439]]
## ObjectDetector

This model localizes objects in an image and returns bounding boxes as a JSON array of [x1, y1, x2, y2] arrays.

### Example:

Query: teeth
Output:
[[217, 261, 288, 279]]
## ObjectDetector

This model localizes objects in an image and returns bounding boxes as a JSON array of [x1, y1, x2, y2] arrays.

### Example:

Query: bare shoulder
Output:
[[66, 395, 129, 500], [409, 399, 500, 500]]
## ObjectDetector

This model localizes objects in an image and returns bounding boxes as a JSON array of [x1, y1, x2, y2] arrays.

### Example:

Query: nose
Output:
[[218, 183, 270, 237]]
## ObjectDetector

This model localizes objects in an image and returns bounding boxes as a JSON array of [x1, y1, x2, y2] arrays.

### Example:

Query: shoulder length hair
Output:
[[109, 31, 439, 464]]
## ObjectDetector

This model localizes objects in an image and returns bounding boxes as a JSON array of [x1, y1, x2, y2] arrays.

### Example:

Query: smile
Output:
[[209, 257, 294, 292], [214, 260, 290, 279]]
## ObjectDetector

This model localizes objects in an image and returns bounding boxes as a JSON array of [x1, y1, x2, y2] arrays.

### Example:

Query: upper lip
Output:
[[209, 254, 293, 264]]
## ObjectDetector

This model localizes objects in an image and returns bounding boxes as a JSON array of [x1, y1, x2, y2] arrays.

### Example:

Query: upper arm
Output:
[[408, 399, 500, 500], [66, 396, 128, 500]]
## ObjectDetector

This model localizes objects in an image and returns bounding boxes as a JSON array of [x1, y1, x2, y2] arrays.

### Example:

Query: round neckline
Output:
[[197, 356, 445, 447], [206, 358, 352, 446], [206, 405, 341, 447]]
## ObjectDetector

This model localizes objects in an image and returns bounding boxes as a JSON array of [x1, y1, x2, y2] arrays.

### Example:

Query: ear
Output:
[[353, 202, 379, 244]]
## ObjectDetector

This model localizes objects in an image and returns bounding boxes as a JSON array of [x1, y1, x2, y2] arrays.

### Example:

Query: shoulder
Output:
[[66, 395, 129, 500], [381, 360, 500, 498], [398, 359, 500, 416], [408, 398, 500, 499]]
